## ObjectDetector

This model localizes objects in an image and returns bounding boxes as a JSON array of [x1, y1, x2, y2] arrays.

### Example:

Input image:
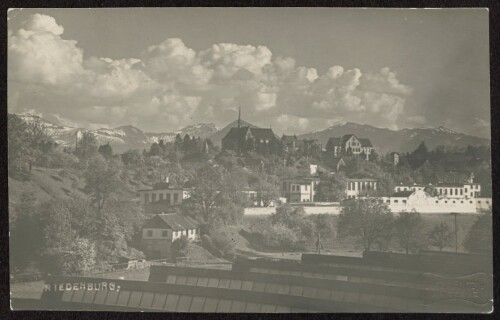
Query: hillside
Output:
[[298, 122, 490, 154]]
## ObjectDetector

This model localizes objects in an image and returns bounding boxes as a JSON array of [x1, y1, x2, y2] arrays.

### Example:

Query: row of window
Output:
[[145, 229, 198, 238], [144, 192, 180, 204], [347, 182, 377, 191]]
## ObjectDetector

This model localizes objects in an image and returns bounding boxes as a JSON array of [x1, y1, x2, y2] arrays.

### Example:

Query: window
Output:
[[445, 201, 448, 204], [402, 200, 407, 204], [152, 193, 156, 202], [162, 230, 168, 237], [386, 200, 390, 203], [145, 194, 150, 203], [305, 185, 308, 191], [394, 200, 398, 203], [436, 200, 439, 203], [146, 230, 153, 237], [174, 193, 179, 203]]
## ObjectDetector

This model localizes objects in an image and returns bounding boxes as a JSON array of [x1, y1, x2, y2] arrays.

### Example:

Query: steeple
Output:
[[237, 104, 242, 129]]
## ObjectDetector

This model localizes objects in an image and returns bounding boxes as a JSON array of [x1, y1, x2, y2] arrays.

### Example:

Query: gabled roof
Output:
[[143, 214, 200, 231], [358, 138, 373, 147], [340, 134, 356, 146], [249, 127, 278, 141], [326, 137, 341, 147]]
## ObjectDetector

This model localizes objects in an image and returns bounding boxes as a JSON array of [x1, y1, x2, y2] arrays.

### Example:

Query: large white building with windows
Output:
[[394, 182, 481, 199], [346, 178, 378, 199], [137, 180, 191, 208], [280, 176, 320, 203]]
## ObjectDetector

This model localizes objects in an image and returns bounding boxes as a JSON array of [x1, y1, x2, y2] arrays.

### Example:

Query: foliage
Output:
[[393, 210, 427, 254], [201, 228, 236, 260], [337, 198, 394, 251], [98, 143, 113, 159], [315, 172, 347, 201], [427, 222, 452, 251], [463, 209, 492, 254], [75, 131, 98, 165], [261, 223, 300, 250], [171, 236, 189, 260], [84, 155, 123, 213]]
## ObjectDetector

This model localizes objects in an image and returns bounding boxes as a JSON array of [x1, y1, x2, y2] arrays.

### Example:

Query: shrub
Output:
[[171, 236, 189, 260]]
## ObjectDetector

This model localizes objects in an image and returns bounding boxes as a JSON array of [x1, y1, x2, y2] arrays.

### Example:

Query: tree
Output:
[[149, 142, 161, 157], [84, 156, 123, 214], [337, 198, 394, 251], [75, 131, 98, 163], [174, 134, 183, 151], [121, 149, 144, 167], [427, 222, 452, 251], [171, 236, 189, 261], [98, 143, 113, 159], [183, 164, 224, 222], [393, 210, 426, 254], [463, 209, 492, 254], [316, 173, 347, 201], [8, 114, 29, 173], [24, 116, 54, 170]]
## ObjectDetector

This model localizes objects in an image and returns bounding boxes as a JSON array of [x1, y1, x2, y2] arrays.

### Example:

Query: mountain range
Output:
[[16, 114, 490, 154]]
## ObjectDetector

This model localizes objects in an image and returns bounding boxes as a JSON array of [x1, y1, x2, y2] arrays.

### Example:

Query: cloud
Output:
[[8, 13, 414, 133]]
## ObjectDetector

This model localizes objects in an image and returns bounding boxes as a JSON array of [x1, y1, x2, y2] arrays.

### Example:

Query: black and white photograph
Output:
[[7, 7, 493, 313]]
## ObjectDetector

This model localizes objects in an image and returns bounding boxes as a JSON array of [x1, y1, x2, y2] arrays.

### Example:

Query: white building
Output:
[[141, 213, 200, 259], [379, 189, 490, 214], [394, 182, 481, 199], [137, 181, 191, 207], [280, 176, 320, 203], [346, 178, 378, 199]]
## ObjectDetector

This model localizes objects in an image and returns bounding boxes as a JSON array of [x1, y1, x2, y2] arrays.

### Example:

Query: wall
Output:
[[244, 205, 341, 216]]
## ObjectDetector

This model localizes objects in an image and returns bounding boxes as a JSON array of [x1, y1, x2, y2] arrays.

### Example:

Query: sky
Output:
[[7, 8, 490, 137]]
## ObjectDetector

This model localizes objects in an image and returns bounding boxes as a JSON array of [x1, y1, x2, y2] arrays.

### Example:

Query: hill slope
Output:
[[298, 122, 490, 154]]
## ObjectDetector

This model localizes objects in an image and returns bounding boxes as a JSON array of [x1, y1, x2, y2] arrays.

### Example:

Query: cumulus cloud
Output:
[[8, 13, 414, 134]]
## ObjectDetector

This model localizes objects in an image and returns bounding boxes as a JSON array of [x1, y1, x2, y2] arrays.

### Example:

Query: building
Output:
[[141, 213, 200, 259], [281, 135, 303, 154], [326, 134, 374, 160], [280, 176, 320, 203], [346, 178, 379, 199], [137, 179, 191, 211], [303, 139, 322, 158], [379, 189, 488, 214], [222, 126, 280, 155], [394, 181, 481, 199]]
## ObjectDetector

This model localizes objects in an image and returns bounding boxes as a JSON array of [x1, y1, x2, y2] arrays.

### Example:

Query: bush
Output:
[[261, 223, 300, 250], [171, 236, 189, 260], [201, 229, 236, 260]]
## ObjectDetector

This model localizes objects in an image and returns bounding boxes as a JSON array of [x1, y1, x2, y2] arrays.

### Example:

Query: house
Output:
[[330, 157, 346, 172], [222, 126, 280, 155], [280, 176, 320, 203], [242, 158, 265, 171], [326, 134, 374, 160], [137, 178, 191, 211], [141, 213, 200, 259], [346, 178, 379, 199]]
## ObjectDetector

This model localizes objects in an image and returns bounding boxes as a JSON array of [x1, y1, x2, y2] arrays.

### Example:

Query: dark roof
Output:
[[326, 137, 341, 147], [327, 135, 373, 148], [143, 214, 200, 231], [391, 191, 414, 197], [340, 134, 355, 146], [358, 138, 373, 147], [249, 127, 278, 140]]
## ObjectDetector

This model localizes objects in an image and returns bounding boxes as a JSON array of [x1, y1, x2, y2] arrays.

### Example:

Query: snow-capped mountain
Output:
[[15, 114, 218, 153], [15, 114, 489, 154], [298, 122, 490, 154]]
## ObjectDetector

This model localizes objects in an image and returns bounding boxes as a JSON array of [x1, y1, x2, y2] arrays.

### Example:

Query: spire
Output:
[[237, 104, 241, 129]]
